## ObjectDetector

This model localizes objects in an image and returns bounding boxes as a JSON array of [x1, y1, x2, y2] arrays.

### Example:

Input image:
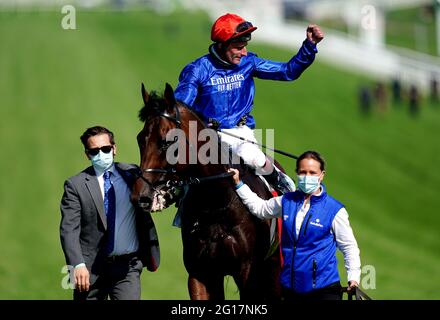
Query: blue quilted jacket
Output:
[[174, 40, 317, 129]]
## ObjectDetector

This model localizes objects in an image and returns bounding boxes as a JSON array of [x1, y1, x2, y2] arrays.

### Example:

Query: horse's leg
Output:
[[234, 258, 282, 301], [188, 275, 225, 300], [235, 255, 282, 300], [261, 253, 282, 300], [188, 276, 209, 300], [233, 262, 261, 300]]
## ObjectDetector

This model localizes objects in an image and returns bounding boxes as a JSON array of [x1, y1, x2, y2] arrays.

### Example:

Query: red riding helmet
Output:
[[211, 13, 257, 43]]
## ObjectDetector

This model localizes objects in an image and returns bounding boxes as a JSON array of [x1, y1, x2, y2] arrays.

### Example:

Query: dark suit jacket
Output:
[[60, 162, 160, 285]]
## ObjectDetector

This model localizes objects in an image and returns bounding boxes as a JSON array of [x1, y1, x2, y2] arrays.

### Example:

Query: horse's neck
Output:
[[196, 162, 225, 177], [190, 182, 236, 213], [179, 108, 249, 205], [181, 111, 228, 177]]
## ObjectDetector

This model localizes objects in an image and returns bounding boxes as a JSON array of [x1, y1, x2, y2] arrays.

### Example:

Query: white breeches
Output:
[[218, 125, 267, 169]]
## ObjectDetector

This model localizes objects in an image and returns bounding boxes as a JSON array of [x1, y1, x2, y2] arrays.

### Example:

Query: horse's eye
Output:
[[158, 139, 167, 151], [158, 137, 175, 153]]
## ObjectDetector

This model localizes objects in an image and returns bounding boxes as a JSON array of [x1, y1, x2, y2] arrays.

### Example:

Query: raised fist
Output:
[[306, 24, 324, 45]]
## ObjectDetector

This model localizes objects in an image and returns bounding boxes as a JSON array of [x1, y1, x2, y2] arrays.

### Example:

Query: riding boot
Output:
[[265, 168, 294, 195]]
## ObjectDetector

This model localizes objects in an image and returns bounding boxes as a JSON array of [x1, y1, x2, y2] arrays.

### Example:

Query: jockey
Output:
[[174, 13, 324, 195]]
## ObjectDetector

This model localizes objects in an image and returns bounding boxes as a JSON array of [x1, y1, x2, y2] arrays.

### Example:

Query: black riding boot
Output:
[[265, 169, 292, 195]]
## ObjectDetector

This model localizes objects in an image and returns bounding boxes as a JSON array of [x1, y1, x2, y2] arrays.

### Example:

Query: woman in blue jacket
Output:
[[229, 151, 361, 300], [174, 13, 323, 195]]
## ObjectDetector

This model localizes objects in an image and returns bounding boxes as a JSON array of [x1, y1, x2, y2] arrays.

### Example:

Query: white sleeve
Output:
[[332, 208, 361, 284], [235, 184, 283, 219]]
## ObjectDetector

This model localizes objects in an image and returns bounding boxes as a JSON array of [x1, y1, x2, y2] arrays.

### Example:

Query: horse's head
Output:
[[131, 83, 184, 212]]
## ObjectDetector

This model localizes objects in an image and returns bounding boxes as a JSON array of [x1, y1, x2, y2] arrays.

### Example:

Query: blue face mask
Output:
[[90, 150, 114, 174], [297, 174, 321, 194]]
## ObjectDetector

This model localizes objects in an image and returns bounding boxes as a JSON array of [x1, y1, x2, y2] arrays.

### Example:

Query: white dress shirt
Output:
[[236, 184, 361, 283], [96, 165, 139, 256]]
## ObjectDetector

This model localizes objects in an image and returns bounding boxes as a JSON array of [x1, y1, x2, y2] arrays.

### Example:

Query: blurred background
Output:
[[0, 0, 439, 299]]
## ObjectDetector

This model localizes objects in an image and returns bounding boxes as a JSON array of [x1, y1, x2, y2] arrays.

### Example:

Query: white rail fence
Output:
[[4, 0, 440, 90], [184, 0, 440, 91]]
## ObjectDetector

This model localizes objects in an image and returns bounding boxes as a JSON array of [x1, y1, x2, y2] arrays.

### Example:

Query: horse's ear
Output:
[[164, 82, 176, 109], [141, 83, 149, 105]]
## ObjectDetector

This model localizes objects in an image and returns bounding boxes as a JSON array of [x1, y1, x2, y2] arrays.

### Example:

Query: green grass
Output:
[[0, 9, 439, 300], [302, 5, 438, 56], [386, 6, 437, 56]]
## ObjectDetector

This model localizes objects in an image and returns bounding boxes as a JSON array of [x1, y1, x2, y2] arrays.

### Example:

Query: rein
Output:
[[167, 171, 234, 187], [138, 168, 234, 188], [217, 129, 298, 160]]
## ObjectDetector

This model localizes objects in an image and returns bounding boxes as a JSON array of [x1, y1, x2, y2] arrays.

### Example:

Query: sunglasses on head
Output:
[[86, 145, 113, 156]]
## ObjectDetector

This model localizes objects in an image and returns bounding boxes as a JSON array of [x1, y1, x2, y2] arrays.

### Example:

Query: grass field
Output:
[[296, 5, 438, 57], [386, 6, 437, 56], [0, 9, 439, 300]]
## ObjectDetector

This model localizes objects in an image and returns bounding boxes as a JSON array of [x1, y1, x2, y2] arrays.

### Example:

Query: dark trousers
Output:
[[73, 254, 143, 300], [282, 282, 343, 301]]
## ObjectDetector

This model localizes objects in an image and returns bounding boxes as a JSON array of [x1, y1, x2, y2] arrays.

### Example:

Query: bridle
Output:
[[136, 103, 233, 192]]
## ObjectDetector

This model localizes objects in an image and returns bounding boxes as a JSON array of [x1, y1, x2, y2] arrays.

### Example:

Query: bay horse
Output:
[[132, 83, 282, 300]]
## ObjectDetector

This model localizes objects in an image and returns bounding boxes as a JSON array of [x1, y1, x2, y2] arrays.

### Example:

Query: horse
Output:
[[132, 83, 282, 300]]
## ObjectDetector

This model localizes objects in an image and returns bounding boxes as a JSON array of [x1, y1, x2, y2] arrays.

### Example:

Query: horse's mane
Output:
[[138, 91, 168, 122], [138, 91, 204, 125]]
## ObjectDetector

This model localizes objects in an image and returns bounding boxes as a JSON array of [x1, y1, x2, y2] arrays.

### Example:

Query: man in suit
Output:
[[60, 126, 160, 300]]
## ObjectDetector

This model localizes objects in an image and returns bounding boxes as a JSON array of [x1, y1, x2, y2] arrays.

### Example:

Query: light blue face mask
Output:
[[90, 150, 114, 174], [297, 174, 321, 194]]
